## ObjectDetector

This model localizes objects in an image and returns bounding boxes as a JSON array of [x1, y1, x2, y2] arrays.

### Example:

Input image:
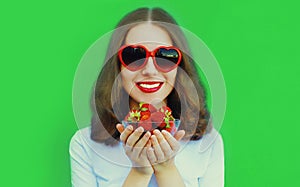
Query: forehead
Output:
[[125, 23, 173, 50]]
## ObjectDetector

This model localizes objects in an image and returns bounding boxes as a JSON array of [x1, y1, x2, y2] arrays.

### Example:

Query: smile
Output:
[[136, 82, 163, 93]]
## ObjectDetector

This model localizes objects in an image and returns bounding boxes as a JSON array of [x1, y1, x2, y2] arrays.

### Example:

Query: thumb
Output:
[[173, 130, 185, 141], [116, 123, 124, 133]]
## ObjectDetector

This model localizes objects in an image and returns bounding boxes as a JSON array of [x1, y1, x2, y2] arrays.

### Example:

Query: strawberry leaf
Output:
[[140, 107, 148, 112], [164, 117, 170, 128], [139, 102, 146, 109]]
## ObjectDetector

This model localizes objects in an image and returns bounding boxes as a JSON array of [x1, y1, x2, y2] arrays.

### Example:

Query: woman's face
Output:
[[120, 23, 177, 107]]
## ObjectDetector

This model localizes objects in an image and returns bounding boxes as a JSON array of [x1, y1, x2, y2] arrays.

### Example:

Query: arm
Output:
[[147, 130, 186, 187], [199, 134, 224, 187], [69, 131, 98, 187], [117, 124, 153, 187], [153, 165, 185, 187], [122, 168, 152, 187]]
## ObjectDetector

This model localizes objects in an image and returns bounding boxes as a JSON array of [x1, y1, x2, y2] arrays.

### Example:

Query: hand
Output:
[[146, 129, 185, 173], [116, 124, 154, 175]]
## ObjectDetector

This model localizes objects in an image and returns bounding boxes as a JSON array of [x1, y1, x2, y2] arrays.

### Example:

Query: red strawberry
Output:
[[138, 119, 152, 131], [165, 121, 176, 134], [157, 122, 166, 129], [129, 110, 141, 122], [140, 110, 151, 120], [160, 106, 172, 114], [151, 111, 165, 123], [140, 103, 157, 113], [124, 103, 177, 134]]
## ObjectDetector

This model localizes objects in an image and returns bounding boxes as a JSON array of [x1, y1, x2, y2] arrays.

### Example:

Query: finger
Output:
[[116, 123, 125, 133], [119, 125, 133, 143], [146, 139, 152, 147], [143, 140, 152, 157], [153, 130, 172, 156], [162, 130, 180, 152], [147, 147, 157, 164], [134, 131, 151, 149], [132, 131, 151, 157], [173, 130, 185, 141], [140, 147, 151, 167], [150, 135, 164, 162], [126, 127, 144, 148]]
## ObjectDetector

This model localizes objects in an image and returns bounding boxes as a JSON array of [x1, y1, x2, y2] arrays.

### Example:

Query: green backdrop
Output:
[[1, 0, 299, 186]]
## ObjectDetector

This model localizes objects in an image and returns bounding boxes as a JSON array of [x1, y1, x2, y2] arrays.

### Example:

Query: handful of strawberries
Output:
[[123, 102, 178, 135]]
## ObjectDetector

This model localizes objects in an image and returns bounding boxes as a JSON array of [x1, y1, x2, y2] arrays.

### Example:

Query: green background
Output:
[[1, 0, 299, 186]]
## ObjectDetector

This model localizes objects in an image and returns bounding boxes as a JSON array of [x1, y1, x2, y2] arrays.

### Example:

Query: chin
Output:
[[135, 93, 168, 104]]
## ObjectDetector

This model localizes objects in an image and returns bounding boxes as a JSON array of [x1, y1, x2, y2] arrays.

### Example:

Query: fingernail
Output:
[[162, 130, 168, 134], [137, 127, 144, 132], [143, 131, 149, 137], [153, 129, 160, 135], [151, 138, 155, 143], [127, 125, 133, 130]]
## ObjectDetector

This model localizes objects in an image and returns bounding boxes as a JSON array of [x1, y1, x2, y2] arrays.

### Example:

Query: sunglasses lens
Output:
[[155, 48, 180, 71], [121, 46, 146, 70]]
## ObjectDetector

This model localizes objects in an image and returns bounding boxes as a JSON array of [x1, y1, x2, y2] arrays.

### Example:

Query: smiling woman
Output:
[[70, 7, 224, 187], [120, 23, 178, 106]]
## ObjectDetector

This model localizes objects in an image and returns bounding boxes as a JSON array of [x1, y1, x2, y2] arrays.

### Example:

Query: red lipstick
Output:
[[136, 82, 163, 93]]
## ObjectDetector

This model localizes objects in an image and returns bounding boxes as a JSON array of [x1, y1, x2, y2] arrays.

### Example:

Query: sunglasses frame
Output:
[[118, 44, 182, 72]]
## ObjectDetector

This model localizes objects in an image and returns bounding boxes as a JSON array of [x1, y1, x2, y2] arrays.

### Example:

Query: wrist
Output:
[[154, 164, 185, 187], [132, 167, 154, 176], [154, 163, 177, 175], [123, 167, 153, 187]]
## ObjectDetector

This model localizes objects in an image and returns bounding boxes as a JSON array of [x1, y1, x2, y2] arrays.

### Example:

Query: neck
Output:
[[129, 98, 167, 110]]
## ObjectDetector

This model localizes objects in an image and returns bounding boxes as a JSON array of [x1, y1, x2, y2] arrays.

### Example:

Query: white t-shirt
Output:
[[70, 127, 224, 187]]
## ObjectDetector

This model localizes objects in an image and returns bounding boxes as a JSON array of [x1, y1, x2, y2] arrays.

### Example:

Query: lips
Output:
[[136, 81, 163, 93]]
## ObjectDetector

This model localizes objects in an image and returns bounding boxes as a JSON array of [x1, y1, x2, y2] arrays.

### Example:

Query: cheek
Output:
[[165, 70, 177, 86], [120, 69, 136, 91]]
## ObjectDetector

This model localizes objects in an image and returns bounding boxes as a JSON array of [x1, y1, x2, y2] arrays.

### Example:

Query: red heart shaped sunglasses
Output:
[[118, 45, 182, 72]]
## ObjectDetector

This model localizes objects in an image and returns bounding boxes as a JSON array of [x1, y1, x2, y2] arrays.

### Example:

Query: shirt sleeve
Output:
[[200, 134, 224, 187], [69, 131, 98, 187]]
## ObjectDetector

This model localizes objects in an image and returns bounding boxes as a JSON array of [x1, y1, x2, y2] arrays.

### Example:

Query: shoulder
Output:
[[198, 128, 223, 153], [69, 127, 107, 158], [69, 127, 91, 148], [69, 127, 132, 169], [178, 128, 223, 158], [69, 127, 91, 157], [69, 127, 112, 164], [175, 128, 224, 178], [69, 127, 126, 161], [69, 127, 110, 151]]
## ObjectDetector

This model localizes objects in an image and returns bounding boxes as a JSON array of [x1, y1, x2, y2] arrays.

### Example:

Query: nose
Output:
[[141, 57, 158, 75]]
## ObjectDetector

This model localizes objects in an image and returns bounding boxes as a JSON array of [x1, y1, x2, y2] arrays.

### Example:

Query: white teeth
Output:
[[139, 83, 160, 88]]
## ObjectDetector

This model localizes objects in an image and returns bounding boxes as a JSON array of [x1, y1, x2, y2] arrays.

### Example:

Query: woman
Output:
[[70, 7, 224, 187]]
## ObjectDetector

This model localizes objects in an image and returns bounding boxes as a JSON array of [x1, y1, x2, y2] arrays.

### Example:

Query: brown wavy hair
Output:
[[90, 7, 211, 145]]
